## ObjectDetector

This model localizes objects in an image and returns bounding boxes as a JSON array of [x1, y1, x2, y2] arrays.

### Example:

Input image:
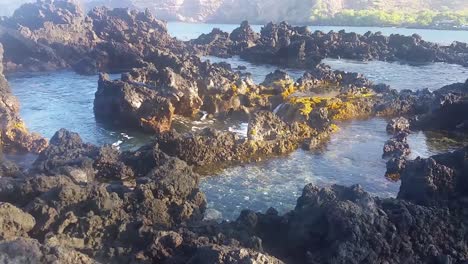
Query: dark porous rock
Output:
[[220, 171, 468, 263], [398, 147, 468, 205], [239, 22, 321, 69], [228, 21, 260, 54], [0, 202, 35, 240], [95, 56, 267, 133], [297, 64, 373, 92], [230, 21, 260, 44], [375, 88, 435, 117], [156, 118, 310, 170], [94, 72, 176, 133], [0, 158, 23, 178], [192, 22, 468, 69], [308, 107, 330, 131], [191, 28, 233, 58], [382, 132, 411, 158], [247, 111, 290, 141], [386, 117, 410, 134], [71, 56, 98, 75], [0, 133, 207, 262], [260, 69, 294, 95], [94, 146, 134, 181], [32, 129, 99, 183], [385, 157, 407, 181], [0, 0, 96, 72], [412, 79, 468, 133], [188, 244, 284, 264], [1, 0, 187, 74], [0, 237, 98, 264], [190, 21, 260, 57]]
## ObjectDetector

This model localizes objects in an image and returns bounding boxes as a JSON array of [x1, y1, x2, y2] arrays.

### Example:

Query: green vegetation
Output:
[[311, 9, 468, 29]]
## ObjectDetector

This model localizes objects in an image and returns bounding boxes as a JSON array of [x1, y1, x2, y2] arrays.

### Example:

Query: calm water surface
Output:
[[7, 71, 150, 151]]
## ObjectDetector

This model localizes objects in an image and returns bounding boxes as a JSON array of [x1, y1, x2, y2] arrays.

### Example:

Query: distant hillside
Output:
[[2, 0, 468, 27]]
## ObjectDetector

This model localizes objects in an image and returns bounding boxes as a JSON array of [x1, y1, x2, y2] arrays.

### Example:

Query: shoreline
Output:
[[167, 20, 468, 32]]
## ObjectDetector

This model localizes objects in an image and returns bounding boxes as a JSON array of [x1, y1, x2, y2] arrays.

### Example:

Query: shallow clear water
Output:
[[168, 22, 468, 45], [7, 71, 150, 151], [202, 118, 468, 221]]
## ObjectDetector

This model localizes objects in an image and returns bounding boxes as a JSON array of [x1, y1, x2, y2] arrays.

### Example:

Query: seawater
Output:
[[6, 24, 468, 221]]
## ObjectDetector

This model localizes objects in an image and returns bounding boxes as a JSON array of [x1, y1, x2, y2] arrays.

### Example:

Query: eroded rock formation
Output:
[[193, 21, 468, 69]]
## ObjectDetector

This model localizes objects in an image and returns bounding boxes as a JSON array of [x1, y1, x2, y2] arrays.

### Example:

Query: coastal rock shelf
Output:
[[1, 1, 468, 263]]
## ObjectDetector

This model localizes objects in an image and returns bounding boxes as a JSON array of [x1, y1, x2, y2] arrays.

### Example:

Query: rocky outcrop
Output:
[[1, 126, 468, 264], [397, 147, 468, 206], [191, 21, 259, 57], [195, 21, 468, 69], [94, 54, 275, 132], [0, 237, 98, 264], [0, 203, 35, 240], [411, 79, 468, 133], [0, 43, 47, 153], [94, 73, 176, 133], [382, 131, 411, 158], [0, 0, 188, 74], [0, 0, 97, 72], [155, 111, 318, 170]]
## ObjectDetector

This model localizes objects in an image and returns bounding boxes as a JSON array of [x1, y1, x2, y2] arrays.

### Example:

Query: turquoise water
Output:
[[168, 22, 468, 45]]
